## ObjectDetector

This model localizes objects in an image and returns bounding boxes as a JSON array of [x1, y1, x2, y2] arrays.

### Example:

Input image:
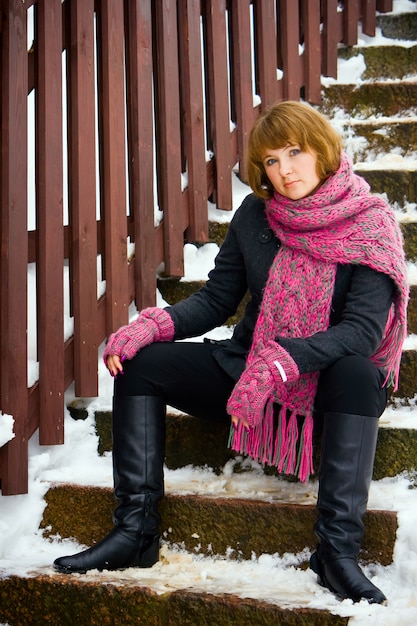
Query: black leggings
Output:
[[114, 342, 388, 421]]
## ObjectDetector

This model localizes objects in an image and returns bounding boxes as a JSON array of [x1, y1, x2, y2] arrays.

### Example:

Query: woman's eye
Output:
[[289, 148, 301, 157], [265, 158, 276, 167]]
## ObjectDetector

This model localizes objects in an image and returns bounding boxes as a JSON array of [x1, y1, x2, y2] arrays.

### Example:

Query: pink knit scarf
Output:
[[229, 153, 409, 481]]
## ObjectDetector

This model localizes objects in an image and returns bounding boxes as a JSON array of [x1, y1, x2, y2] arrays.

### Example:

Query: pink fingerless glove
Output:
[[103, 307, 175, 364], [226, 340, 299, 428]]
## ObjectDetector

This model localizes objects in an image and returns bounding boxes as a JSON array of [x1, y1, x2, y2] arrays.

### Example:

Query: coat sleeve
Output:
[[165, 211, 249, 340], [277, 265, 396, 374]]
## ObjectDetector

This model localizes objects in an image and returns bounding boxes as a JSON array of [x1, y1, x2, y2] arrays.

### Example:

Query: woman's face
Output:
[[262, 144, 322, 200]]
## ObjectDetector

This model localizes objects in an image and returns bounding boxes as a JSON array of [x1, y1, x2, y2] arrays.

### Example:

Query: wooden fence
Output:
[[0, 0, 393, 495]]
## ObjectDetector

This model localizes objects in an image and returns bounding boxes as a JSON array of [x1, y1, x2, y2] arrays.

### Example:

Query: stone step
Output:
[[157, 275, 417, 335], [90, 406, 417, 481], [354, 165, 417, 207], [40, 484, 396, 567], [0, 574, 350, 626], [320, 81, 417, 119], [206, 220, 417, 262], [376, 9, 417, 41], [339, 117, 417, 161], [338, 44, 417, 81], [208, 206, 417, 252]]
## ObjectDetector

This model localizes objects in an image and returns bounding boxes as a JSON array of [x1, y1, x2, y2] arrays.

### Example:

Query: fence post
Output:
[[97, 0, 129, 335], [36, 0, 65, 445], [178, 0, 209, 244], [153, 0, 184, 277], [229, 0, 254, 183], [253, 0, 278, 110], [0, 0, 29, 494], [67, 0, 99, 397], [204, 0, 233, 211], [125, 0, 157, 310]]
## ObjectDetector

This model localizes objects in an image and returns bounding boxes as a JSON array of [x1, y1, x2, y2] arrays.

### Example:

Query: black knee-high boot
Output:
[[53, 395, 165, 574], [309, 412, 387, 604]]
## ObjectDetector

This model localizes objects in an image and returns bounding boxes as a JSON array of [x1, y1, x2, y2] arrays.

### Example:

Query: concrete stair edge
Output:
[[0, 575, 350, 626], [40, 484, 397, 567]]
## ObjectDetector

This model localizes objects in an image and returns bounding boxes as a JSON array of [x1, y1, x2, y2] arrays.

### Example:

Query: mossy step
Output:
[[376, 10, 417, 41], [354, 166, 417, 206], [320, 82, 417, 118], [337, 44, 417, 81], [402, 222, 417, 263], [0, 575, 349, 626], [157, 276, 417, 334], [339, 118, 417, 161], [41, 484, 396, 567], [92, 407, 417, 481], [208, 206, 417, 251]]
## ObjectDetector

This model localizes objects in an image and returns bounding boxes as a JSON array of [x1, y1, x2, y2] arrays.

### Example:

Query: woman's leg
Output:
[[54, 342, 234, 574], [310, 355, 388, 604], [114, 341, 235, 418]]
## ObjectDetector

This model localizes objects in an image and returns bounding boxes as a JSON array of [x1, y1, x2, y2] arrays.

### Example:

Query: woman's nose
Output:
[[279, 158, 292, 176]]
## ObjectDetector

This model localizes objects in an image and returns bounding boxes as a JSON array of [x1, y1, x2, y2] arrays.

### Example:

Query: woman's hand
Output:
[[106, 354, 124, 377], [103, 307, 175, 374], [231, 415, 249, 430]]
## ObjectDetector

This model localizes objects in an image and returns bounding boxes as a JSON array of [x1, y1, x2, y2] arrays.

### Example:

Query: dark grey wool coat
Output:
[[166, 193, 395, 382]]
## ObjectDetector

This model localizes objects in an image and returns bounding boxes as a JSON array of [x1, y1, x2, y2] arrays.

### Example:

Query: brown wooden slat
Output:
[[361, 0, 377, 37], [204, 0, 233, 211], [229, 0, 254, 183], [253, 0, 278, 110], [125, 0, 157, 310], [36, 0, 65, 445], [321, 0, 339, 78], [97, 0, 129, 334], [178, 0, 209, 244], [279, 0, 301, 100], [301, 0, 321, 104], [376, 0, 393, 12], [153, 0, 184, 277], [0, 0, 29, 495], [343, 0, 360, 46], [67, 0, 98, 397]]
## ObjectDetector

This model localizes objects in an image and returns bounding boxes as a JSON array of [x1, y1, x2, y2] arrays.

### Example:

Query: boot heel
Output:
[[309, 551, 325, 587], [137, 535, 160, 568]]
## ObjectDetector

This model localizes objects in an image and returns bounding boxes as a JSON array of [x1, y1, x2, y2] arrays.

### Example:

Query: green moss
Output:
[[395, 351, 417, 400], [0, 576, 350, 626], [208, 221, 230, 247], [321, 83, 417, 118], [41, 485, 396, 568], [354, 168, 417, 207], [374, 428, 417, 480], [338, 45, 417, 80], [402, 222, 417, 263], [376, 12, 417, 40]]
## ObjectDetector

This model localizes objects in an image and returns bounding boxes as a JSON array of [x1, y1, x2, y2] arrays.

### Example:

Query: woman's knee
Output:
[[114, 344, 163, 397], [315, 355, 388, 417]]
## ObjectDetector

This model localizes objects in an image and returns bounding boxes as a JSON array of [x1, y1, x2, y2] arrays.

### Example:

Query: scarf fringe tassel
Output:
[[229, 401, 314, 482]]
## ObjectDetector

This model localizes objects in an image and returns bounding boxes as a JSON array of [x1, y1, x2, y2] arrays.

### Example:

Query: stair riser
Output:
[[93, 411, 417, 480], [342, 121, 417, 161], [321, 83, 417, 119], [41, 485, 397, 567], [355, 168, 417, 207], [376, 11, 417, 40], [338, 44, 417, 81], [0, 577, 349, 626]]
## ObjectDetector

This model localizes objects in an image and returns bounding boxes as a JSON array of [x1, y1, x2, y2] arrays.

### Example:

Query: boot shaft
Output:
[[315, 412, 379, 558]]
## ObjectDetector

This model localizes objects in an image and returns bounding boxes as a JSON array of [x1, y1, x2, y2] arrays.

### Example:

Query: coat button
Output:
[[258, 229, 272, 243]]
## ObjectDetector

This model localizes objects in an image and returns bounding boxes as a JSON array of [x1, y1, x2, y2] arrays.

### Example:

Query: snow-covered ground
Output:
[[1, 1, 417, 624]]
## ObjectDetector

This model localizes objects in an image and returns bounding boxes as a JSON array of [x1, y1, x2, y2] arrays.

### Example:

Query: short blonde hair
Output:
[[247, 101, 343, 199]]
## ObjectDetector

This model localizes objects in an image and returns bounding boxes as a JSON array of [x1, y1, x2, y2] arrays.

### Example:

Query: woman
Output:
[[54, 101, 408, 605]]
